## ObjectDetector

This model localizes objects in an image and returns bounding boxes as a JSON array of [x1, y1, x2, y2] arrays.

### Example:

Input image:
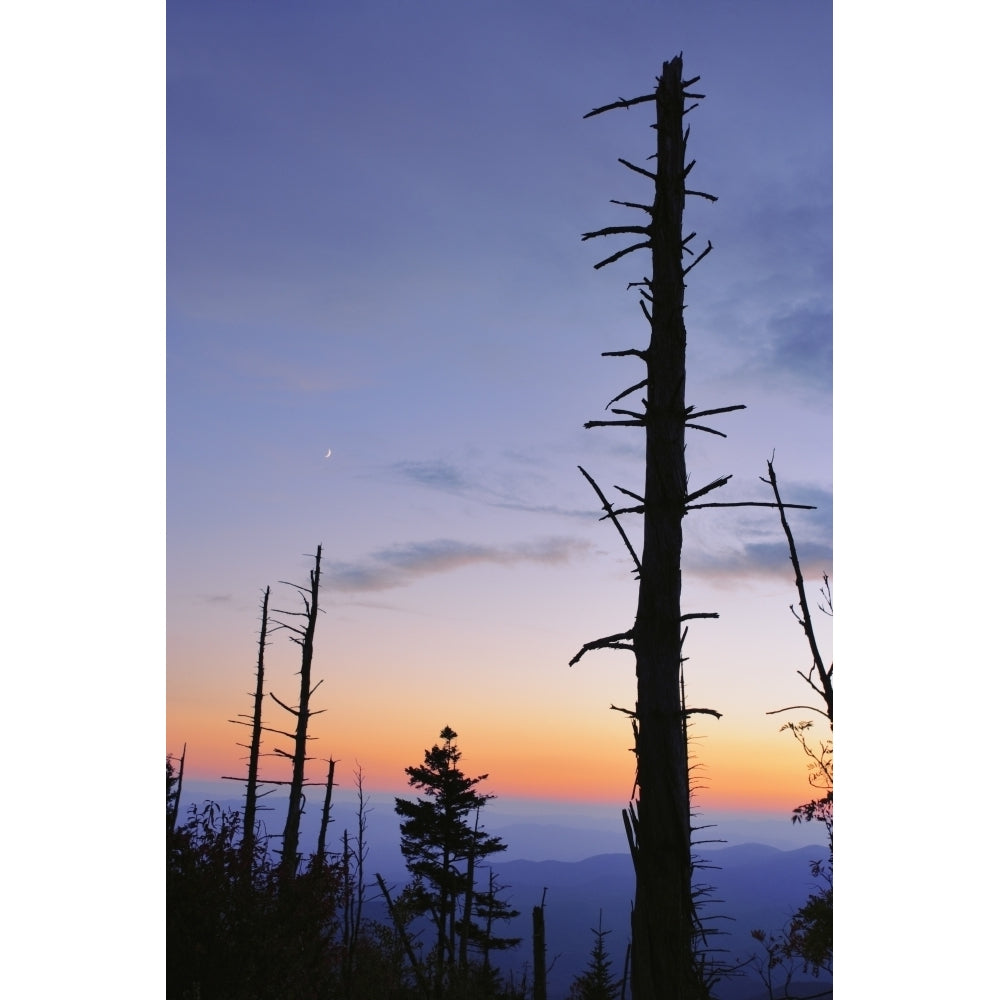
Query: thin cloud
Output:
[[324, 536, 592, 592], [690, 189, 831, 401], [684, 480, 832, 583], [491, 499, 596, 519], [390, 457, 596, 519], [686, 538, 833, 583], [392, 459, 472, 493], [751, 301, 832, 396]]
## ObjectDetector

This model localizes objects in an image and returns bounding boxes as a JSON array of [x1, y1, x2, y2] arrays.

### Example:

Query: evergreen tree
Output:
[[568, 912, 623, 1000], [394, 725, 517, 998]]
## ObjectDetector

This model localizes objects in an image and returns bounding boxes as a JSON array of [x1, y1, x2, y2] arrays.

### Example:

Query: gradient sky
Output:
[[167, 1, 832, 818]]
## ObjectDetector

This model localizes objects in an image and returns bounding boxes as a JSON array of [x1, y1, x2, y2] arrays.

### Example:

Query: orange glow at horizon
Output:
[[168, 708, 821, 814]]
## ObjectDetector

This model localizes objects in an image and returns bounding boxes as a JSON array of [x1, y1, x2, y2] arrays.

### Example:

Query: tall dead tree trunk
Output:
[[230, 585, 272, 870], [167, 743, 186, 835], [764, 459, 833, 726], [574, 57, 818, 1000], [532, 888, 547, 1000], [272, 544, 325, 879], [571, 54, 752, 998], [574, 57, 714, 1000], [315, 756, 337, 861], [627, 58, 703, 1000]]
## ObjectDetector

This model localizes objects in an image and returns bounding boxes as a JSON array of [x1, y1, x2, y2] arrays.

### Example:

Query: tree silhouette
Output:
[[271, 544, 326, 879], [573, 59, 814, 1000], [751, 461, 833, 994], [223, 585, 274, 872], [567, 912, 624, 1000], [394, 725, 517, 999]]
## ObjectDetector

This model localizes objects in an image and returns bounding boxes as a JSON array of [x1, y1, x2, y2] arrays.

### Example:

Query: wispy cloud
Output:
[[686, 537, 833, 583], [685, 482, 832, 583], [392, 460, 474, 493], [750, 301, 832, 396], [691, 188, 831, 401], [389, 458, 596, 519], [324, 536, 592, 592]]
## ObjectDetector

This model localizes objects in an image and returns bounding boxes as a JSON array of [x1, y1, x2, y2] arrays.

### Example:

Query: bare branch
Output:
[[686, 500, 816, 510], [610, 198, 653, 213], [229, 719, 298, 740], [594, 240, 652, 270], [605, 504, 644, 517], [606, 379, 649, 409], [685, 189, 718, 203], [584, 418, 644, 428], [584, 92, 656, 119], [685, 475, 731, 504], [601, 348, 647, 359], [766, 704, 829, 718], [765, 459, 832, 723], [682, 240, 713, 275], [618, 157, 657, 181], [582, 224, 650, 241], [614, 484, 645, 503], [569, 628, 635, 667], [578, 466, 642, 576], [796, 670, 829, 703], [269, 691, 300, 716], [686, 404, 746, 419]]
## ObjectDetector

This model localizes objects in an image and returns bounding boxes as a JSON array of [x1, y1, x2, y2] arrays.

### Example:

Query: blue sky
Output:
[[166, 1, 834, 806]]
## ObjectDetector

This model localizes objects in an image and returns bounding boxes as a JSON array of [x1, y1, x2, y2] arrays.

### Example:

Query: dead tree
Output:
[[222, 585, 273, 870], [243, 588, 270, 864], [376, 872, 431, 1000], [167, 744, 186, 835], [314, 756, 337, 861], [533, 888, 547, 1000], [764, 459, 833, 727], [759, 459, 833, 985], [271, 544, 326, 879], [573, 59, 813, 1000], [340, 766, 371, 993]]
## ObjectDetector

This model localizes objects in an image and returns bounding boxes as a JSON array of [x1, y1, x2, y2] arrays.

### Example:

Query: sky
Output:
[[166, 0, 833, 826]]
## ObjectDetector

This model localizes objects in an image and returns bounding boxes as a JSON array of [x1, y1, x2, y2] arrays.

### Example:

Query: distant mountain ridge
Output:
[[482, 845, 830, 1000]]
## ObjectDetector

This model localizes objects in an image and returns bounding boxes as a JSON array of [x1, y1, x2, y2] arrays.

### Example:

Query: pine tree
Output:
[[394, 725, 517, 999], [568, 912, 623, 1000]]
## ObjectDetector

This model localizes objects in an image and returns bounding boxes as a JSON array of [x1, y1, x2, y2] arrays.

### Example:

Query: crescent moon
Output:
[[324, 448, 332, 459]]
